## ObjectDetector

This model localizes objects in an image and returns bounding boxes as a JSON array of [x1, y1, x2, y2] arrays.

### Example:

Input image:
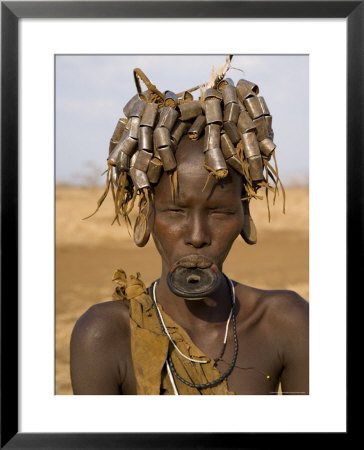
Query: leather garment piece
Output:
[[112, 269, 235, 395]]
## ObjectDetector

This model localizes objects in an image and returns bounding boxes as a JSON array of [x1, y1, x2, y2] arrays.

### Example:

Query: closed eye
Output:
[[209, 209, 235, 215], [165, 208, 185, 214]]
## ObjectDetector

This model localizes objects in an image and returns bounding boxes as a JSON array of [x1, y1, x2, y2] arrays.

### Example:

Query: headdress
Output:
[[86, 56, 285, 246]]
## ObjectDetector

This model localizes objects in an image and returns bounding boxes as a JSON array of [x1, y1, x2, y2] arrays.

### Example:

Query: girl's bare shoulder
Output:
[[71, 300, 130, 349], [233, 281, 308, 331]]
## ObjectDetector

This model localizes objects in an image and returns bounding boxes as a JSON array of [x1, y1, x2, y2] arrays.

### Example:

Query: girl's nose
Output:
[[184, 212, 211, 249]]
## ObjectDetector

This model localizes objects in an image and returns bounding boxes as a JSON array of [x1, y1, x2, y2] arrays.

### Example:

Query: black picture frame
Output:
[[1, 1, 359, 448]]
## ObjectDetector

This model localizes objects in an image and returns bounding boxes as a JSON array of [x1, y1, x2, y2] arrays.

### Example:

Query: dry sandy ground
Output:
[[56, 185, 309, 395]]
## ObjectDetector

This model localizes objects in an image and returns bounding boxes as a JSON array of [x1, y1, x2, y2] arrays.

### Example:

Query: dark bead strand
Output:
[[166, 306, 238, 389]]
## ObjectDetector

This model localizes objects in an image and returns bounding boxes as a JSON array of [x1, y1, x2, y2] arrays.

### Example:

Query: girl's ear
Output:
[[240, 200, 257, 245], [133, 196, 154, 247]]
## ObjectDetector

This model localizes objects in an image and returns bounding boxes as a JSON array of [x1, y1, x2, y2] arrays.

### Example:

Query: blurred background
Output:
[[55, 55, 309, 394]]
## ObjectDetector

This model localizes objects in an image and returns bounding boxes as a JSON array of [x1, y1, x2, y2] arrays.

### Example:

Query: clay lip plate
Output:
[[167, 260, 222, 299]]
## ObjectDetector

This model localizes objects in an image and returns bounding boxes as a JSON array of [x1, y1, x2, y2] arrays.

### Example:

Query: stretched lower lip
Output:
[[167, 255, 222, 299]]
